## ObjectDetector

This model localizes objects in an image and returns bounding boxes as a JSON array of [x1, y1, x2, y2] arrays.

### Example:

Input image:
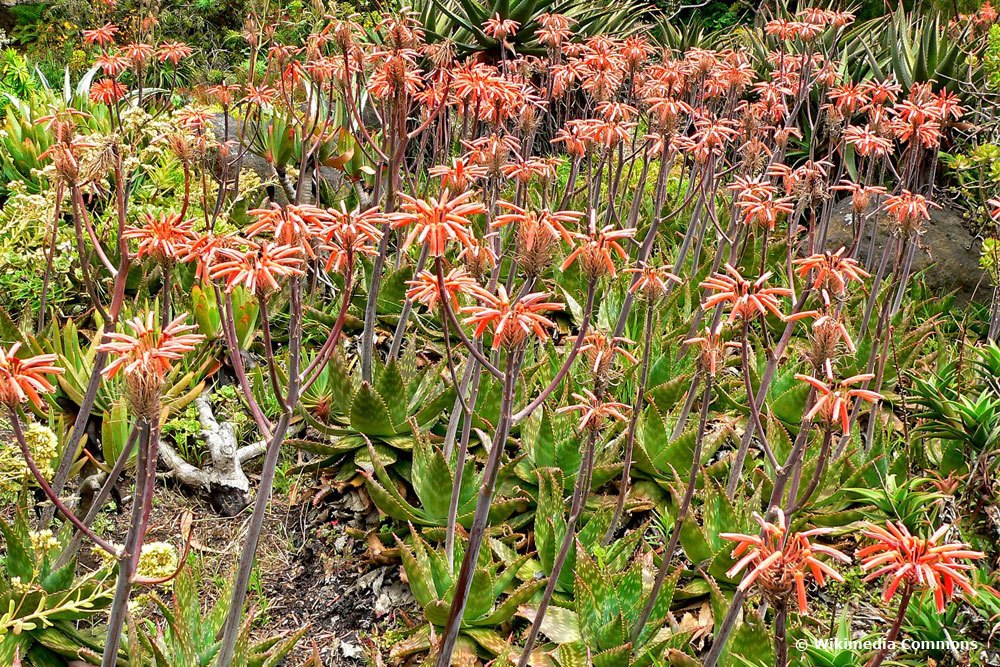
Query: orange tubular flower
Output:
[[560, 213, 636, 279], [100, 313, 204, 381], [157, 41, 193, 66], [793, 247, 870, 297], [124, 212, 196, 261], [90, 79, 127, 106], [556, 388, 630, 433], [460, 287, 562, 350], [723, 510, 849, 614], [536, 13, 575, 48], [795, 370, 882, 433], [0, 344, 63, 409], [95, 52, 131, 77], [859, 522, 984, 613], [83, 23, 119, 47], [392, 190, 486, 257], [735, 192, 795, 230], [406, 267, 478, 311], [210, 241, 304, 294], [625, 264, 682, 302], [700, 264, 792, 324]]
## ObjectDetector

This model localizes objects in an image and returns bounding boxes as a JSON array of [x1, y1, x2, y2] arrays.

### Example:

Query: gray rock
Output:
[[825, 198, 991, 304], [209, 112, 344, 206]]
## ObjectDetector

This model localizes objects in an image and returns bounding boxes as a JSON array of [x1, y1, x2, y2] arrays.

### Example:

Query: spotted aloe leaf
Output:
[[396, 533, 436, 608], [476, 577, 546, 626], [534, 468, 565, 576], [410, 433, 461, 520], [593, 644, 632, 667], [575, 549, 625, 652], [635, 407, 732, 487], [363, 444, 424, 524], [376, 359, 408, 427], [350, 381, 398, 436], [636, 568, 682, 649], [517, 606, 581, 644]]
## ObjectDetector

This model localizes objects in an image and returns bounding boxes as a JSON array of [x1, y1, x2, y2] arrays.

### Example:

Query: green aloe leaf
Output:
[[350, 382, 398, 436], [376, 359, 408, 427]]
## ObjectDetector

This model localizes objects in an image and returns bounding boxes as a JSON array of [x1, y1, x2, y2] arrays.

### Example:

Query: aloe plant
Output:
[[392, 528, 545, 662], [364, 433, 528, 527], [845, 475, 945, 533], [847, 8, 977, 93], [140, 564, 307, 667], [296, 355, 456, 460], [521, 546, 691, 666]]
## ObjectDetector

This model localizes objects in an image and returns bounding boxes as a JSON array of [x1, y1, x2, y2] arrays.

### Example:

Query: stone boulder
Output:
[[825, 198, 992, 304]]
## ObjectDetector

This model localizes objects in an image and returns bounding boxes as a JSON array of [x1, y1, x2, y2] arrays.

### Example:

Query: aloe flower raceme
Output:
[[793, 248, 870, 298], [723, 510, 851, 667], [556, 388, 630, 433], [579, 332, 637, 380], [210, 241, 305, 294], [560, 214, 636, 280], [883, 190, 939, 236], [0, 344, 63, 409], [392, 190, 486, 256], [625, 263, 682, 302], [723, 510, 851, 613], [100, 313, 204, 381], [321, 205, 384, 273], [245, 202, 332, 259], [700, 264, 792, 324], [157, 41, 193, 66], [99, 312, 205, 418], [493, 203, 581, 274], [794, 371, 883, 434], [859, 522, 984, 612], [859, 522, 984, 667], [460, 287, 562, 350], [406, 267, 478, 311], [124, 212, 197, 261], [1, 347, 121, 561], [83, 22, 119, 47]]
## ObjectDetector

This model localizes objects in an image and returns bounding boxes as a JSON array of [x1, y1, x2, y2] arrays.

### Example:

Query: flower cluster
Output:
[[722, 510, 850, 613]]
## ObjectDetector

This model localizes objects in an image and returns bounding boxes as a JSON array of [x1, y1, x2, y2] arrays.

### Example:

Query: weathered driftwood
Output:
[[158, 392, 297, 516]]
